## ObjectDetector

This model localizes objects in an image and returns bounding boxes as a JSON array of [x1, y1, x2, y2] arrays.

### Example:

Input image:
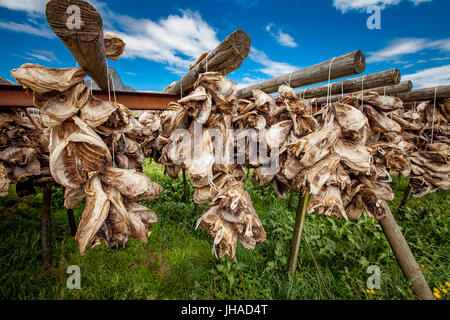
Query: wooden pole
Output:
[[275, 69, 400, 101], [42, 183, 53, 271], [394, 85, 450, 102], [67, 209, 77, 236], [399, 181, 412, 211], [46, 0, 109, 91], [238, 50, 365, 99], [166, 29, 251, 96], [287, 188, 294, 209], [261, 186, 265, 197], [288, 192, 310, 277], [182, 169, 188, 203], [312, 81, 413, 105], [379, 201, 434, 300]]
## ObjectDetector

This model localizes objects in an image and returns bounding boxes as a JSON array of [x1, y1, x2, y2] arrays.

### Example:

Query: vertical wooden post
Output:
[[195, 204, 199, 216], [67, 209, 77, 236], [288, 192, 310, 277], [42, 183, 53, 271], [287, 188, 294, 209], [379, 202, 434, 300], [182, 169, 188, 203], [261, 186, 265, 197], [399, 181, 412, 211]]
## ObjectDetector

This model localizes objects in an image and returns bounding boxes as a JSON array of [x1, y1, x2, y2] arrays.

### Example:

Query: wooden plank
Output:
[[46, 0, 109, 91], [394, 85, 450, 102], [379, 202, 434, 300], [312, 81, 412, 105], [238, 50, 365, 99], [288, 192, 310, 277], [0, 84, 178, 110], [166, 29, 251, 96], [67, 209, 77, 237], [276, 69, 400, 101]]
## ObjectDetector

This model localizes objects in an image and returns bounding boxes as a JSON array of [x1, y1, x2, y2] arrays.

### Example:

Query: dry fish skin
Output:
[[360, 188, 388, 221], [288, 124, 341, 168], [104, 187, 130, 246], [185, 129, 216, 189], [65, 188, 86, 210], [278, 84, 298, 100], [333, 102, 368, 133], [125, 203, 158, 229], [252, 89, 276, 115], [293, 153, 341, 195], [308, 185, 347, 220], [361, 92, 403, 112], [190, 52, 209, 71], [0, 147, 37, 166], [334, 139, 373, 174], [196, 205, 238, 259], [75, 176, 110, 256], [178, 86, 212, 124], [49, 117, 112, 190], [363, 105, 401, 133], [80, 95, 117, 128], [104, 32, 126, 61], [100, 167, 162, 202], [13, 159, 41, 182], [265, 120, 293, 150], [11, 63, 86, 94], [34, 82, 90, 125], [0, 162, 10, 197]]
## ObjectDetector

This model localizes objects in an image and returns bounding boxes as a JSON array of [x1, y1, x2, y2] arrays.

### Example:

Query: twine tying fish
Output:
[[431, 86, 438, 144], [361, 75, 366, 112], [326, 57, 336, 106]]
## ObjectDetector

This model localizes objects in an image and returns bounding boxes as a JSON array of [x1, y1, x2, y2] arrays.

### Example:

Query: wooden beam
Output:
[[42, 183, 53, 271], [276, 69, 400, 101], [0, 84, 178, 110], [379, 202, 434, 300], [312, 81, 412, 105], [288, 192, 310, 277], [394, 85, 450, 102], [46, 0, 109, 91], [166, 29, 251, 96], [182, 169, 188, 203], [67, 209, 77, 237], [238, 50, 365, 99]]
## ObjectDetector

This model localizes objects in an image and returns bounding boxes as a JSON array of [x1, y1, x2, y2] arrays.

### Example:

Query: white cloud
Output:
[[249, 48, 298, 77], [13, 49, 60, 64], [265, 23, 297, 48], [403, 64, 450, 88], [367, 38, 450, 63], [0, 20, 54, 38], [0, 0, 47, 15], [94, 6, 220, 72], [333, 0, 432, 13], [410, 0, 432, 5]]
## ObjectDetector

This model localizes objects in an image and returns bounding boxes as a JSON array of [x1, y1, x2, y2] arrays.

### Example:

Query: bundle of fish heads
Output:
[[0, 109, 50, 196], [389, 98, 450, 198], [242, 85, 413, 222], [150, 71, 266, 259], [11, 63, 161, 256]]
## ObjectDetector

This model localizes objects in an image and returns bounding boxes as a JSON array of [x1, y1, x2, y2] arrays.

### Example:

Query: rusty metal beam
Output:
[[0, 84, 177, 110]]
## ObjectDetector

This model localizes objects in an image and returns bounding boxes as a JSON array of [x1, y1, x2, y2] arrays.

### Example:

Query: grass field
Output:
[[0, 160, 448, 300]]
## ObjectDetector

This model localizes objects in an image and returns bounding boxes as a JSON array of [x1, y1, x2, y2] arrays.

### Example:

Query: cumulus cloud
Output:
[[403, 64, 450, 88], [265, 23, 298, 48], [249, 48, 298, 78], [333, 0, 432, 13]]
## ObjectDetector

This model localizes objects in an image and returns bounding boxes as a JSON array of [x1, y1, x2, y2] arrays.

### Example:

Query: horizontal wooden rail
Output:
[[0, 84, 178, 110]]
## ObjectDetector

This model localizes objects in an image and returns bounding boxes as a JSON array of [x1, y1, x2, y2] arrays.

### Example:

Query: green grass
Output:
[[0, 161, 448, 300]]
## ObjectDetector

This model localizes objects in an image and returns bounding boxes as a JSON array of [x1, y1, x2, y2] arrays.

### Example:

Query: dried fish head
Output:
[[11, 63, 86, 94]]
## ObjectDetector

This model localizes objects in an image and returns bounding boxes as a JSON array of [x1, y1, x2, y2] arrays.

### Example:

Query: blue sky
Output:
[[0, 0, 449, 92]]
